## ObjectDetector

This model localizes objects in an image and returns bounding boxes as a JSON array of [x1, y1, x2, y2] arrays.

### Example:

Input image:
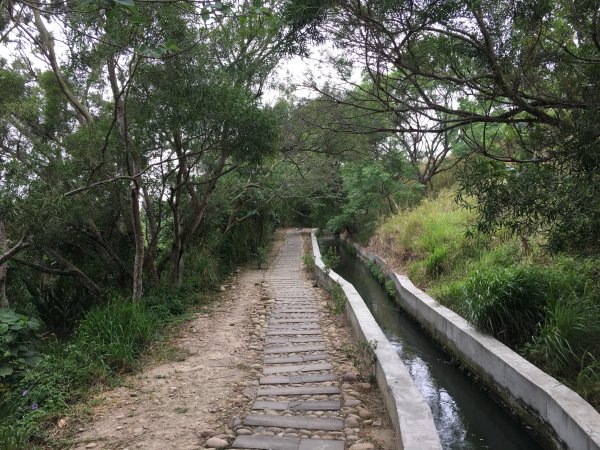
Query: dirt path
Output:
[[69, 230, 394, 450]]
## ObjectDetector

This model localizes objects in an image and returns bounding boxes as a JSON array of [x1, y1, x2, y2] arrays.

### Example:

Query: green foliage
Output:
[[27, 278, 97, 336], [326, 283, 346, 315], [255, 245, 269, 269], [342, 339, 377, 382], [0, 424, 27, 450], [458, 157, 600, 254], [327, 159, 418, 241], [76, 300, 155, 373], [322, 246, 340, 273], [368, 261, 386, 285], [301, 253, 316, 271], [0, 310, 41, 379], [454, 266, 546, 347]]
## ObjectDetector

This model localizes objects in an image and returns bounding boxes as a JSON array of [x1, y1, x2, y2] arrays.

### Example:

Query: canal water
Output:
[[318, 236, 543, 450]]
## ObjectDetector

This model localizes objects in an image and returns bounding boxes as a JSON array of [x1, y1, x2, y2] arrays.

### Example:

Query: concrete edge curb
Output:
[[343, 237, 600, 450], [310, 230, 442, 450]]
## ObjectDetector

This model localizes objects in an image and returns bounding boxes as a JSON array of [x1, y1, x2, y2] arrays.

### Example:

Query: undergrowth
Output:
[[371, 189, 600, 410], [0, 236, 272, 448]]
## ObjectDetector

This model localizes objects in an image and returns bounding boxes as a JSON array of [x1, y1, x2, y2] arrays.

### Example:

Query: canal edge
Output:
[[310, 230, 443, 450]]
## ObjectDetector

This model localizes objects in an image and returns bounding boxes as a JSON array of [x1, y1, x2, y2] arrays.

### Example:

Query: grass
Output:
[[371, 188, 600, 410], [0, 261, 233, 448]]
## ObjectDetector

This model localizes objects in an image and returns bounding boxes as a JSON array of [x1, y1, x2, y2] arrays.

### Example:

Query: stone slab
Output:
[[263, 353, 329, 364], [270, 319, 320, 323], [267, 329, 321, 335], [232, 435, 344, 450], [264, 362, 332, 374], [263, 344, 326, 354], [269, 324, 320, 329], [253, 399, 341, 411], [259, 373, 336, 384], [243, 414, 344, 431], [299, 439, 345, 450], [232, 435, 299, 450], [257, 386, 339, 396], [265, 337, 324, 344]]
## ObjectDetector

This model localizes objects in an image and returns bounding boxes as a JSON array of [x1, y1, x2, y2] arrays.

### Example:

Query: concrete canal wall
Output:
[[310, 231, 442, 450]]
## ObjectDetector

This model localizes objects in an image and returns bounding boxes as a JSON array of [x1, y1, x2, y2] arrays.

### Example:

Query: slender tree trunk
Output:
[[32, 9, 93, 126], [142, 185, 160, 287], [168, 152, 228, 286], [108, 56, 144, 300], [130, 178, 145, 299], [0, 222, 9, 309]]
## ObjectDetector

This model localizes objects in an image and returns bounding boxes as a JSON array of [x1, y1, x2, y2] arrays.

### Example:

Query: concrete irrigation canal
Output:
[[317, 235, 542, 450]]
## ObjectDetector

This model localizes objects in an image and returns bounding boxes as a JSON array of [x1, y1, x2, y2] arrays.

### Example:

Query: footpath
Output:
[[71, 230, 393, 450]]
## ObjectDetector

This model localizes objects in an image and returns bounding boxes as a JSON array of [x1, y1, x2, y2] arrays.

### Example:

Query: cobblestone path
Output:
[[232, 231, 347, 450]]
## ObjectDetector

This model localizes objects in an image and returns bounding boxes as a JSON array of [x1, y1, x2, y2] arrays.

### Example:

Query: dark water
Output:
[[318, 236, 543, 450]]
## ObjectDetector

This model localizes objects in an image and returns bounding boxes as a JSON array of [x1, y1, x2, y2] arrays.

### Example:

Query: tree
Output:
[[284, 0, 600, 250]]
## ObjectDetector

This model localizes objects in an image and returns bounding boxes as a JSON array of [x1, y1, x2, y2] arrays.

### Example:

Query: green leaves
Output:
[[137, 39, 181, 58], [0, 310, 41, 379]]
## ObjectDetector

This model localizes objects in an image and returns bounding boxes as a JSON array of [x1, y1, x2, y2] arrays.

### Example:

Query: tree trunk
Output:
[[168, 152, 228, 286], [107, 56, 144, 300], [32, 9, 93, 126], [0, 222, 9, 309], [142, 185, 160, 287]]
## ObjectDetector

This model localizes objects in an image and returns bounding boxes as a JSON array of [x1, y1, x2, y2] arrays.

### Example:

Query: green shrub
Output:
[[0, 424, 27, 450], [322, 246, 341, 273], [75, 300, 155, 373], [525, 296, 600, 377], [0, 310, 42, 380], [456, 266, 546, 347], [368, 261, 386, 284], [301, 253, 316, 271], [326, 284, 346, 315]]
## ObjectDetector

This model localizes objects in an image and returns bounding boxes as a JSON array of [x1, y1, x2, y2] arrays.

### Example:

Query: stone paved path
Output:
[[232, 231, 346, 450]]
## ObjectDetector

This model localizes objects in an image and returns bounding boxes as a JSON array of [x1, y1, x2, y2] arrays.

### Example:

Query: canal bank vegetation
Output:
[[368, 191, 600, 411]]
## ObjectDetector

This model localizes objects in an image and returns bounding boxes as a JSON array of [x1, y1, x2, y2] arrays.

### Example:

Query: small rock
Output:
[[344, 399, 362, 407], [342, 371, 359, 382], [229, 416, 242, 429], [85, 444, 98, 449], [349, 444, 375, 450], [133, 427, 144, 435], [198, 429, 215, 438], [358, 409, 372, 419], [236, 428, 253, 435], [345, 417, 360, 428], [205, 437, 228, 448], [373, 420, 382, 427], [358, 383, 371, 390], [57, 418, 67, 428], [220, 286, 226, 292]]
